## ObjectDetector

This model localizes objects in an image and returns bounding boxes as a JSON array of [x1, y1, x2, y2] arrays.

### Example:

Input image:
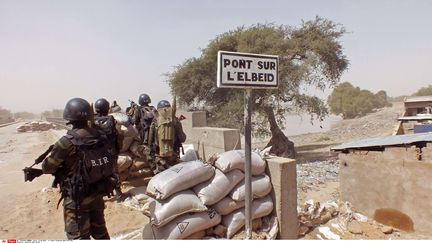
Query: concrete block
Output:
[[265, 156, 298, 239], [178, 111, 207, 128], [184, 126, 241, 160]]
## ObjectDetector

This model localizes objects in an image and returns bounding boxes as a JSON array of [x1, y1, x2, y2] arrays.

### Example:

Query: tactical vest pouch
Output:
[[157, 108, 175, 157]]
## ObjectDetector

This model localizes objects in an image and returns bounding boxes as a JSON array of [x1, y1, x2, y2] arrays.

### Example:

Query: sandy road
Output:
[[0, 123, 147, 240]]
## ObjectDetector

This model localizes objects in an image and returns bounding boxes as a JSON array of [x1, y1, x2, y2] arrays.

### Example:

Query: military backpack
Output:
[[61, 129, 116, 201]]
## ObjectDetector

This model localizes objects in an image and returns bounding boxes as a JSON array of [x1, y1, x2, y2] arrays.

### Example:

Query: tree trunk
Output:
[[264, 106, 296, 158]]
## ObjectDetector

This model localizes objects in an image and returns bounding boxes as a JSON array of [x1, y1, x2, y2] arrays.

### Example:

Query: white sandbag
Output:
[[193, 169, 244, 206], [230, 174, 272, 201], [110, 112, 131, 126], [126, 186, 149, 201], [143, 209, 221, 239], [215, 150, 266, 175], [147, 190, 208, 227], [222, 196, 274, 238], [119, 125, 139, 152], [213, 196, 245, 216], [146, 160, 215, 200], [117, 153, 133, 173], [180, 144, 198, 162]]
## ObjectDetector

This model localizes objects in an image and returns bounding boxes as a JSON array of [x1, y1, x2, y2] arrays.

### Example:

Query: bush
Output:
[[327, 82, 391, 119], [413, 85, 432, 96]]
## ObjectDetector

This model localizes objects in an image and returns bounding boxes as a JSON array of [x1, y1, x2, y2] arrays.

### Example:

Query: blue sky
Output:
[[1, 0, 432, 112]]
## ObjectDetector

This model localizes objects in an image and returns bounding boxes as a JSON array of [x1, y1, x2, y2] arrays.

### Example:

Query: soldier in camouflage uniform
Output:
[[94, 98, 126, 202], [148, 100, 186, 174], [133, 93, 157, 165], [42, 98, 114, 240]]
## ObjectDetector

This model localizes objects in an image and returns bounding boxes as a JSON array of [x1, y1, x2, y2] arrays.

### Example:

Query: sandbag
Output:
[[215, 150, 266, 175], [143, 209, 221, 239], [193, 169, 244, 206], [222, 196, 274, 238], [213, 196, 245, 216], [146, 190, 208, 228], [126, 186, 149, 201], [146, 160, 215, 200], [110, 112, 131, 126], [180, 144, 198, 162], [118, 125, 139, 152], [230, 174, 272, 201], [117, 153, 133, 173]]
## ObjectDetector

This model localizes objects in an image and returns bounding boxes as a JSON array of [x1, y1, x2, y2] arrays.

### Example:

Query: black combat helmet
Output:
[[138, 93, 151, 106], [95, 98, 110, 115], [157, 100, 171, 109], [63, 98, 92, 121]]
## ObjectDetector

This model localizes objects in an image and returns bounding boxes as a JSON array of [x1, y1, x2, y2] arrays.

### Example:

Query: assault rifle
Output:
[[23, 145, 54, 182]]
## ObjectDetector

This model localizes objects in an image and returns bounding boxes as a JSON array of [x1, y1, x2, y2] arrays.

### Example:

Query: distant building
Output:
[[393, 96, 432, 135], [404, 96, 432, 116]]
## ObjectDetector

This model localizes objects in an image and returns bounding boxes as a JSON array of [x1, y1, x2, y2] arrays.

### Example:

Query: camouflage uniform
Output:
[[42, 128, 110, 240], [134, 105, 157, 167], [149, 116, 186, 174]]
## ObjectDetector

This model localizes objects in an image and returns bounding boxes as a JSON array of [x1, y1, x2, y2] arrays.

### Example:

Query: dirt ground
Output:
[[0, 123, 147, 240]]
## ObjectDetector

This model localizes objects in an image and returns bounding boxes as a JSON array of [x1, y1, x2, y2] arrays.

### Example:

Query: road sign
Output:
[[217, 51, 279, 89], [216, 50, 279, 239]]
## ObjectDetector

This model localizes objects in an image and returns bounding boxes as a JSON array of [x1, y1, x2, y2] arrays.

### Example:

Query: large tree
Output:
[[168, 17, 349, 158]]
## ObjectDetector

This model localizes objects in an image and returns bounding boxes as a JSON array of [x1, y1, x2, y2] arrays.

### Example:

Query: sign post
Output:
[[217, 51, 278, 239]]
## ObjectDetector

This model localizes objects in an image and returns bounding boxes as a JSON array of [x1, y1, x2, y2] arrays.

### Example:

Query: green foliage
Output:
[[413, 85, 432, 96], [168, 17, 349, 136], [327, 82, 391, 119]]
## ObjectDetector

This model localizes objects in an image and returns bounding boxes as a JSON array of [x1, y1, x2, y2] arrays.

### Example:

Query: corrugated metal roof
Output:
[[331, 132, 432, 151], [405, 96, 432, 103]]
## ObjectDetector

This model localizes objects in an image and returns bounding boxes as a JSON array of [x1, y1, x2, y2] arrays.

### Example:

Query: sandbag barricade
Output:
[[142, 149, 276, 239], [110, 112, 153, 183]]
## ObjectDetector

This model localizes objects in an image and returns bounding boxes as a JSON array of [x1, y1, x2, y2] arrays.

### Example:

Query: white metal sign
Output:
[[217, 51, 279, 89]]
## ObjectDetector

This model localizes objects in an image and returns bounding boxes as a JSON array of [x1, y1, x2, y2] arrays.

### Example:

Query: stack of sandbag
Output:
[[211, 150, 274, 238], [16, 121, 56, 132], [142, 150, 274, 239], [110, 112, 153, 181], [143, 160, 219, 239]]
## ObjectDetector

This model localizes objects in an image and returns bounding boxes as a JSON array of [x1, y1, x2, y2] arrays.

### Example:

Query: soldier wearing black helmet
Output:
[[148, 100, 186, 174], [94, 98, 126, 202], [41, 98, 116, 239], [133, 94, 157, 162]]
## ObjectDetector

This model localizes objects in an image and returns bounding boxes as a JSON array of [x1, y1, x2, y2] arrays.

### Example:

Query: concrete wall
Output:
[[266, 156, 298, 239], [180, 111, 241, 159], [339, 144, 432, 233]]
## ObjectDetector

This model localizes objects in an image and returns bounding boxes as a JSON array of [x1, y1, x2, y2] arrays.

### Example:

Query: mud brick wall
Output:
[[339, 144, 432, 233]]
